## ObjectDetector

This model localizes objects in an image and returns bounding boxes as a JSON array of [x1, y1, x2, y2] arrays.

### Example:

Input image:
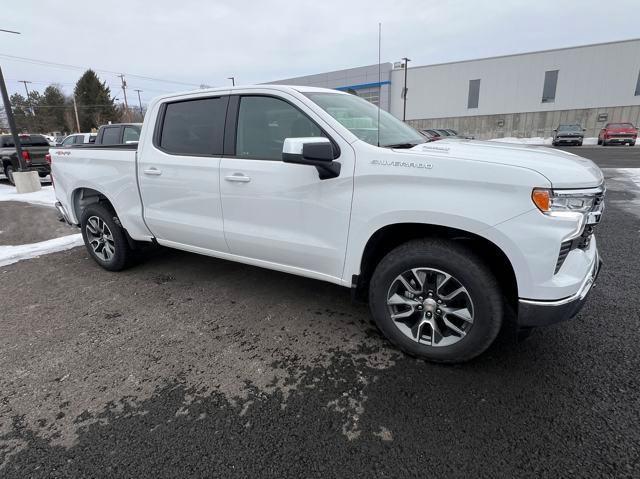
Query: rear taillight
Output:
[[45, 153, 52, 165], [21, 150, 31, 164]]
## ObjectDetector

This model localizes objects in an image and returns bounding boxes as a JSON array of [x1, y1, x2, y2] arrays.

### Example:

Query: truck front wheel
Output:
[[80, 203, 133, 271], [4, 164, 15, 185], [368, 239, 504, 363]]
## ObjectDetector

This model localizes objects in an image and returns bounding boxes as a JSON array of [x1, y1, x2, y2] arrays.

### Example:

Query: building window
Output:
[[542, 70, 559, 103], [468, 79, 480, 109], [635, 70, 640, 96], [352, 87, 380, 106]]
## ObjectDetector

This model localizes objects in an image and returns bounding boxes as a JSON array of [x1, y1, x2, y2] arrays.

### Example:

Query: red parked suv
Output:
[[598, 122, 637, 146]]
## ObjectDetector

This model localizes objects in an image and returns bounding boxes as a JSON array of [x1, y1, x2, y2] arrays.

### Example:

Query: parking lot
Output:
[[0, 147, 638, 478]]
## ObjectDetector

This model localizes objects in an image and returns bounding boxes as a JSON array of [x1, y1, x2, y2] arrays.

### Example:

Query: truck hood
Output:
[[405, 140, 604, 189]]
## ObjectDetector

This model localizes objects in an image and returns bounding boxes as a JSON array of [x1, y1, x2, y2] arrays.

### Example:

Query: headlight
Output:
[[532, 188, 598, 215]]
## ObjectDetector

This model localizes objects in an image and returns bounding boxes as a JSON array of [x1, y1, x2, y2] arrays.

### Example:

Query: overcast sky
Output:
[[3, 0, 639, 105]]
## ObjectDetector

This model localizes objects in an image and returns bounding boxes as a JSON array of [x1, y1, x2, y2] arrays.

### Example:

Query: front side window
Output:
[[304, 92, 425, 148], [74, 135, 85, 144], [101, 127, 120, 145], [235, 96, 322, 160], [542, 70, 559, 103], [160, 97, 227, 156]]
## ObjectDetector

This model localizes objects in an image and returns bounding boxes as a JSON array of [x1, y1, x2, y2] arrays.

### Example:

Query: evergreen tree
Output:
[[74, 70, 118, 131], [40, 85, 68, 133], [9, 93, 30, 132]]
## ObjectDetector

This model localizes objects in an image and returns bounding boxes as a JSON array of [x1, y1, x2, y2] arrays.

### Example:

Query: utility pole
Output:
[[134, 89, 143, 117], [19, 80, 34, 114], [401, 57, 410, 122], [117, 74, 130, 122], [72, 95, 81, 132], [228, 76, 235, 86]]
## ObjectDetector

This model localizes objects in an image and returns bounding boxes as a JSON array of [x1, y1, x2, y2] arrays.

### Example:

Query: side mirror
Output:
[[282, 137, 340, 180], [582, 128, 586, 132], [553, 129, 557, 132]]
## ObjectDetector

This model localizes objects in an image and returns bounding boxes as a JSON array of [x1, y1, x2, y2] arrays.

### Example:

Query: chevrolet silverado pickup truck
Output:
[[50, 85, 605, 362]]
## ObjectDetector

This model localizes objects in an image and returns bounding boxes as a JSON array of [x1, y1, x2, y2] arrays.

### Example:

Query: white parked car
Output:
[[50, 85, 604, 362], [58, 133, 97, 146]]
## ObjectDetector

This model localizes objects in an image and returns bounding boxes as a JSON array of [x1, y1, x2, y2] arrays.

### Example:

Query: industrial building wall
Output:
[[390, 39, 640, 136], [408, 105, 640, 140], [268, 63, 393, 111]]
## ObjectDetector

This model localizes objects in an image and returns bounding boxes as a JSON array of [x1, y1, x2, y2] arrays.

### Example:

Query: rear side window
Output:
[[123, 126, 140, 143], [159, 97, 228, 156], [235, 96, 322, 160], [101, 127, 121, 145]]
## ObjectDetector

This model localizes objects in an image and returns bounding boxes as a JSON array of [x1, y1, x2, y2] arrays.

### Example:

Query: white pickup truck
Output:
[[51, 85, 604, 362]]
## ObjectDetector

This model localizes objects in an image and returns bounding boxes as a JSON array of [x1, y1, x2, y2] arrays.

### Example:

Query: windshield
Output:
[[558, 124, 582, 132], [303, 92, 425, 148], [608, 123, 634, 128]]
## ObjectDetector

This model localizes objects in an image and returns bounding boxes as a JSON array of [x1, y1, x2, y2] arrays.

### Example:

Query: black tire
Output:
[[368, 239, 504, 363], [80, 203, 133, 271], [629, 141, 635, 147], [601, 139, 607, 146], [577, 141, 583, 146], [597, 138, 602, 145], [4, 163, 15, 185]]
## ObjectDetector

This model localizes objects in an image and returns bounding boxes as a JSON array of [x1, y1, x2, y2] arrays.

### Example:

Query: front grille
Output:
[[555, 241, 572, 273]]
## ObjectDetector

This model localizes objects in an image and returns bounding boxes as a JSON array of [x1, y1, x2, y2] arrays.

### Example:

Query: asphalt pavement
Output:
[[0, 151, 638, 478]]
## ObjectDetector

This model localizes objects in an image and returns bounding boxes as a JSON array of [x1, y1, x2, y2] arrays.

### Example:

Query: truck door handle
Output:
[[225, 174, 251, 183], [143, 167, 162, 176]]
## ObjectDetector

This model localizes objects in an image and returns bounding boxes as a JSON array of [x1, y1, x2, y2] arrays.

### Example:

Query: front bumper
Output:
[[555, 137, 583, 143], [518, 251, 602, 327]]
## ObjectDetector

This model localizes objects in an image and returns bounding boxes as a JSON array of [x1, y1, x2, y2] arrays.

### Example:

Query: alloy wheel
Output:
[[386, 267, 474, 347], [85, 215, 116, 262]]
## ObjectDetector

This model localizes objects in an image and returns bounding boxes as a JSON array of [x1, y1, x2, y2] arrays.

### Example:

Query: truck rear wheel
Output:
[[368, 239, 503, 363], [80, 203, 133, 271]]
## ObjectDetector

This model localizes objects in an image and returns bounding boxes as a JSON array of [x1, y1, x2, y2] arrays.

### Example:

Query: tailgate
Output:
[[26, 146, 50, 164]]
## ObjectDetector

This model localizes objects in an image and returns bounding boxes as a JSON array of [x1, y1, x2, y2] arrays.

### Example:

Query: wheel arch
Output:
[[71, 187, 118, 224], [354, 223, 518, 311]]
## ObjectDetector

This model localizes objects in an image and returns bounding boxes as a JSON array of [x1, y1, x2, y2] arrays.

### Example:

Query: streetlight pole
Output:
[[0, 66, 26, 170], [0, 28, 26, 171], [228, 76, 235, 86], [401, 57, 410, 122]]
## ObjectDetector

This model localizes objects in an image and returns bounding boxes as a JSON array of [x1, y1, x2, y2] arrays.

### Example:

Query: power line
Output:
[[0, 52, 204, 88]]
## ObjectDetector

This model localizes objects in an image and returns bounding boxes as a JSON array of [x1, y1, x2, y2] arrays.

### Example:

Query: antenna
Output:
[[377, 22, 381, 147]]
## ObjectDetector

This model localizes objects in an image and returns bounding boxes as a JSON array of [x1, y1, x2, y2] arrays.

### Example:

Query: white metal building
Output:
[[273, 38, 640, 139]]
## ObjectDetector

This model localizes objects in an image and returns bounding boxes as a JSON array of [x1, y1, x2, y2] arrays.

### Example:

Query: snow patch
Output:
[[0, 183, 57, 207], [0, 234, 83, 267]]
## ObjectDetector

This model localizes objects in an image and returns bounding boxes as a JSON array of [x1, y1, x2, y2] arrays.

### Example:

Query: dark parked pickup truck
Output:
[[0, 134, 51, 185]]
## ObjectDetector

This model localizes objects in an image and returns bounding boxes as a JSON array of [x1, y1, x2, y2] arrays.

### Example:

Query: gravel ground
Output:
[[0, 161, 638, 477]]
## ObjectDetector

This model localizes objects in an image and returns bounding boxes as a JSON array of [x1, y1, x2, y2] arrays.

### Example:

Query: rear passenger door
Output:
[[137, 94, 230, 252]]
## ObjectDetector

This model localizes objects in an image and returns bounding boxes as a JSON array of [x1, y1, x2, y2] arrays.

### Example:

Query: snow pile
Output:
[[0, 234, 83, 267], [0, 183, 57, 207], [489, 137, 553, 146], [489, 137, 634, 146]]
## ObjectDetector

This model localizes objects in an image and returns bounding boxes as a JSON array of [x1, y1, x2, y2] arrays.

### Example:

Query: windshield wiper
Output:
[[382, 142, 421, 149]]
